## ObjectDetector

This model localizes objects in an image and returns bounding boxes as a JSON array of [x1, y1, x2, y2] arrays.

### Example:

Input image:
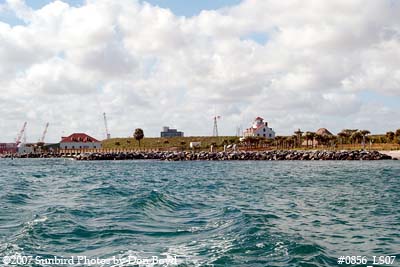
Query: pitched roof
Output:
[[316, 128, 333, 136], [60, 133, 100, 143]]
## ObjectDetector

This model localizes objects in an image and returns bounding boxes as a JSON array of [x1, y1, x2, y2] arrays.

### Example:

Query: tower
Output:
[[103, 112, 111, 139], [213, 116, 220, 137]]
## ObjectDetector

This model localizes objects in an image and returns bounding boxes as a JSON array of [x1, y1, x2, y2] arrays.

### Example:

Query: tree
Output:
[[286, 136, 296, 149], [315, 134, 324, 148], [294, 129, 303, 147], [275, 136, 284, 149], [395, 129, 400, 144], [134, 128, 144, 147], [339, 129, 357, 144], [337, 131, 349, 145], [395, 129, 400, 138], [304, 131, 316, 148], [180, 141, 186, 151], [386, 131, 395, 143], [350, 131, 362, 144], [360, 130, 370, 149]]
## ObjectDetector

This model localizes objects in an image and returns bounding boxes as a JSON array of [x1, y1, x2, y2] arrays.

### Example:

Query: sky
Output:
[[0, 0, 399, 143]]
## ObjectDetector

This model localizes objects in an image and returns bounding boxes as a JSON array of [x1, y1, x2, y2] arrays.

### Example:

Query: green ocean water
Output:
[[0, 159, 399, 266]]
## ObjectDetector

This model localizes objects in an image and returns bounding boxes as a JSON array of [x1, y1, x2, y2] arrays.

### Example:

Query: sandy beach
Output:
[[380, 150, 400, 160]]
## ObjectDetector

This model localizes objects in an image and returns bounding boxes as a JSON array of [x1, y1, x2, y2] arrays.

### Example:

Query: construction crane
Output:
[[15, 122, 27, 146], [103, 112, 111, 139], [213, 115, 221, 137], [38, 122, 49, 143]]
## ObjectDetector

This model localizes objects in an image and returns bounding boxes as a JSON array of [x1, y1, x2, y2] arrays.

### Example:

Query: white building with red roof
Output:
[[60, 133, 101, 149], [243, 117, 275, 139]]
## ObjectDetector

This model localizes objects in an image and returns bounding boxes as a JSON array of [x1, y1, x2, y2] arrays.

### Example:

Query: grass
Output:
[[102, 136, 240, 150], [101, 136, 400, 151]]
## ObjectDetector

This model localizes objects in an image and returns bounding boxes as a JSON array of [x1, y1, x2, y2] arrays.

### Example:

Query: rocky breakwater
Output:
[[74, 150, 393, 161]]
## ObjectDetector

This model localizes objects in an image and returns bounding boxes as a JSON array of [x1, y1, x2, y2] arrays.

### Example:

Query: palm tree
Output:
[[304, 131, 316, 148], [360, 130, 370, 150], [180, 141, 186, 151], [350, 131, 362, 145], [294, 129, 303, 148], [309, 132, 316, 148], [386, 131, 395, 143], [395, 129, 400, 138], [274, 136, 284, 149], [395, 129, 400, 144], [286, 136, 296, 149], [315, 134, 324, 148], [134, 128, 144, 147], [338, 129, 357, 144]]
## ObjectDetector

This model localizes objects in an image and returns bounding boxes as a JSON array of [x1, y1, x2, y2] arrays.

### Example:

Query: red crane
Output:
[[16, 122, 27, 146], [39, 122, 49, 143]]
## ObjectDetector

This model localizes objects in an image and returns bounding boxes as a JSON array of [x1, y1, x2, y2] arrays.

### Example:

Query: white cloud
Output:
[[0, 0, 400, 142]]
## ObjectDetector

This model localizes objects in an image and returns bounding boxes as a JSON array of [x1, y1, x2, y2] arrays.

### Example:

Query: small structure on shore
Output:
[[160, 126, 184, 138], [60, 133, 101, 149], [316, 128, 333, 136], [190, 142, 201, 149], [243, 117, 275, 139]]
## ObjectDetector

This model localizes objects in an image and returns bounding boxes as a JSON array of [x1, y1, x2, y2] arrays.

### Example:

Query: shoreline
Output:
[[379, 150, 400, 160], [1, 150, 395, 161]]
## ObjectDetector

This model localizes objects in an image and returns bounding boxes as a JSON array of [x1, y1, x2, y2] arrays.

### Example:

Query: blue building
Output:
[[161, 126, 184, 138]]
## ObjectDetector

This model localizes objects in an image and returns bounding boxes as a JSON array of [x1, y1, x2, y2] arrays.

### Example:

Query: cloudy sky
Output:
[[0, 0, 399, 142]]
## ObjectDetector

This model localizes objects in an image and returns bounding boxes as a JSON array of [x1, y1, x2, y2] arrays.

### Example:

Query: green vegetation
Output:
[[102, 136, 240, 150], [102, 128, 400, 151], [133, 128, 144, 147]]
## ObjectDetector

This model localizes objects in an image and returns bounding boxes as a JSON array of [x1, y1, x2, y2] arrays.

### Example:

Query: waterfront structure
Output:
[[0, 143, 17, 154], [243, 117, 275, 139], [160, 126, 184, 138], [17, 143, 35, 154], [60, 133, 101, 149], [301, 128, 334, 146]]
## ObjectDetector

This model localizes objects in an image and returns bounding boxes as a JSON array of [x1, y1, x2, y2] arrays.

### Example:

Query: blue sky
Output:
[[140, 0, 242, 16], [1, 0, 243, 28], [1, 0, 242, 17]]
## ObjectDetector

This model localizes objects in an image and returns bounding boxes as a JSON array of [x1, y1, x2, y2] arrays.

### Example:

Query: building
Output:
[[160, 126, 184, 138], [60, 133, 101, 149], [301, 128, 334, 147], [0, 143, 17, 154], [17, 143, 35, 154], [316, 128, 333, 136], [243, 117, 275, 139]]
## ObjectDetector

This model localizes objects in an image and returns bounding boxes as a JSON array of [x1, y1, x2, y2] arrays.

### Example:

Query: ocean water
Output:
[[0, 159, 399, 267]]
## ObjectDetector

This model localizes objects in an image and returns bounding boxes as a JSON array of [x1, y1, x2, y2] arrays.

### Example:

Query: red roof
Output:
[[60, 133, 100, 143], [244, 124, 264, 133], [255, 117, 264, 120]]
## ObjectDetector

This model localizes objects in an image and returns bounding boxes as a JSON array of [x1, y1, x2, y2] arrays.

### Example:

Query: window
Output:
[[269, 134, 272, 137], [263, 134, 266, 137], [263, 128, 266, 132], [257, 134, 260, 136], [72, 146, 75, 149]]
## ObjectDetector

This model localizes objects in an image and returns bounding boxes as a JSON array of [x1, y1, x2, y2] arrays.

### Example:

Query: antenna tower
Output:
[[213, 116, 220, 137]]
